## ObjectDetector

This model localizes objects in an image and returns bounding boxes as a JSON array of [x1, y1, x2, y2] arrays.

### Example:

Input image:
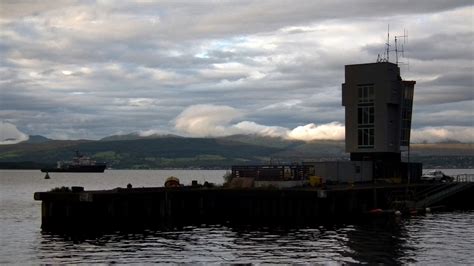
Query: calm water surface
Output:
[[0, 169, 473, 264]]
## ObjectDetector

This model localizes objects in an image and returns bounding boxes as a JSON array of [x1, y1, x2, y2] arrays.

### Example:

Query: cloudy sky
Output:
[[1, 1, 473, 144]]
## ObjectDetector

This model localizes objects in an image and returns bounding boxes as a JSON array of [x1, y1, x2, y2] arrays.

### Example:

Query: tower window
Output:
[[358, 85, 374, 103], [357, 106, 374, 125], [358, 128, 374, 148], [400, 85, 414, 147], [357, 84, 374, 148]]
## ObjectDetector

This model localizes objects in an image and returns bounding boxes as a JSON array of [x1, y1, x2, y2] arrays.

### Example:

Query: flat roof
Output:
[[345, 61, 398, 67]]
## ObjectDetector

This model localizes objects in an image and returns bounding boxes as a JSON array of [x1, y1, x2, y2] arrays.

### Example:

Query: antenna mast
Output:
[[386, 24, 390, 62], [394, 29, 408, 65], [377, 26, 409, 67]]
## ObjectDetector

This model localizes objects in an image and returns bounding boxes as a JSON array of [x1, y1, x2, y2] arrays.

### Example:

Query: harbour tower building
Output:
[[342, 62, 420, 180], [342, 62, 415, 161], [232, 61, 423, 185]]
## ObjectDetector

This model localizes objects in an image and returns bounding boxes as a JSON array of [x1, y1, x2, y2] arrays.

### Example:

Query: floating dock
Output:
[[34, 180, 474, 232]]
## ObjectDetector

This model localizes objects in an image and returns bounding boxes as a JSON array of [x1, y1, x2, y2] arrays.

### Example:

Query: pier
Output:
[[33, 60, 474, 232], [34, 179, 474, 232]]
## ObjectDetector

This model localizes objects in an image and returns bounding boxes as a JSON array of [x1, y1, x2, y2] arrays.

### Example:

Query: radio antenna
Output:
[[386, 24, 390, 62], [377, 26, 409, 67], [394, 28, 408, 65]]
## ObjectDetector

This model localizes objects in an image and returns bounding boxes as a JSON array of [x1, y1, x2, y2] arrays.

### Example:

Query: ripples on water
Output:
[[37, 225, 355, 264], [32, 213, 474, 264], [1, 170, 473, 264]]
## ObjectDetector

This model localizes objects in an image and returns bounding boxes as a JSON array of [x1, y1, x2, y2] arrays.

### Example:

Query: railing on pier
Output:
[[415, 180, 474, 209], [453, 174, 474, 183]]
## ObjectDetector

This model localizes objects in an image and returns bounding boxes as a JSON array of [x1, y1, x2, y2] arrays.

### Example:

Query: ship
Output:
[[40, 151, 107, 173]]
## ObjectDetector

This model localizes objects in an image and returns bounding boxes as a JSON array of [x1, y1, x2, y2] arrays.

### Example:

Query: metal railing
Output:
[[415, 184, 452, 202], [415, 182, 474, 208], [453, 174, 474, 183]]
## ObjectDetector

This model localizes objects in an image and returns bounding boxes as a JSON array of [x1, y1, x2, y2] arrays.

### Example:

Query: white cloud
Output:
[[0, 122, 29, 144], [174, 104, 345, 141], [260, 99, 303, 110], [128, 98, 156, 108], [174, 105, 473, 143], [411, 126, 474, 143], [288, 122, 345, 141], [174, 104, 244, 137], [233, 121, 289, 137], [138, 129, 167, 137]]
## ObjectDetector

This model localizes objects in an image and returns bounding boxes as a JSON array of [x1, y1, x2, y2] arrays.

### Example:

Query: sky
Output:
[[0, 0, 473, 144]]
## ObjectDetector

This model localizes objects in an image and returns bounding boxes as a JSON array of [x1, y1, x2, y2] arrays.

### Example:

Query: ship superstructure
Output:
[[41, 151, 106, 173]]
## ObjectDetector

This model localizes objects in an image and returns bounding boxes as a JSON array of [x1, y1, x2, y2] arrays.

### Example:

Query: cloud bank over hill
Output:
[[0, 122, 29, 145], [172, 104, 473, 143], [174, 104, 345, 141], [1, 113, 472, 144], [411, 126, 474, 143]]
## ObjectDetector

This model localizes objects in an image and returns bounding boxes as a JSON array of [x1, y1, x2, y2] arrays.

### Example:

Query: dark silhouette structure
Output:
[[342, 62, 415, 162]]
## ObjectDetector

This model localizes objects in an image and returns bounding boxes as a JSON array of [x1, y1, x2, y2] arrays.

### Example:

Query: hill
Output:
[[0, 136, 283, 169], [0, 134, 471, 169], [25, 135, 52, 143]]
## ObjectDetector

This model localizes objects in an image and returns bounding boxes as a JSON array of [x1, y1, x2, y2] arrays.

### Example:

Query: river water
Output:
[[0, 169, 473, 264]]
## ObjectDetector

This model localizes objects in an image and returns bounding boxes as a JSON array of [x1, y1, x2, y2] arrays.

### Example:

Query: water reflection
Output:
[[345, 218, 412, 264], [35, 211, 474, 264], [37, 218, 418, 264]]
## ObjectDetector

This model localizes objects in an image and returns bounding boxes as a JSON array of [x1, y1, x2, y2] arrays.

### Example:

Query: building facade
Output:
[[342, 62, 415, 162]]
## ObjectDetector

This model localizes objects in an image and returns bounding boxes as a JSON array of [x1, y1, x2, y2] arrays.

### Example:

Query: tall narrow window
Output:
[[400, 85, 414, 146], [358, 128, 374, 147], [358, 85, 374, 103], [357, 106, 374, 125], [357, 85, 375, 148]]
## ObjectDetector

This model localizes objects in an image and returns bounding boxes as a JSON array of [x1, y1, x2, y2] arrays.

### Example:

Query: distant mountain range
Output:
[[0, 134, 472, 169], [99, 133, 184, 141], [25, 135, 53, 143]]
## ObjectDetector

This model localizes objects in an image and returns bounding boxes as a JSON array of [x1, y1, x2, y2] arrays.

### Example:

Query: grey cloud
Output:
[[0, 1, 76, 19], [0, 1, 472, 142], [125, 1, 470, 39], [414, 70, 473, 105], [407, 33, 474, 61], [413, 101, 473, 128], [425, 71, 474, 88]]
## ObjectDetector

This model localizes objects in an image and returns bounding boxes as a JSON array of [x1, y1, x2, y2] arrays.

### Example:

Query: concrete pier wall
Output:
[[34, 184, 464, 231]]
